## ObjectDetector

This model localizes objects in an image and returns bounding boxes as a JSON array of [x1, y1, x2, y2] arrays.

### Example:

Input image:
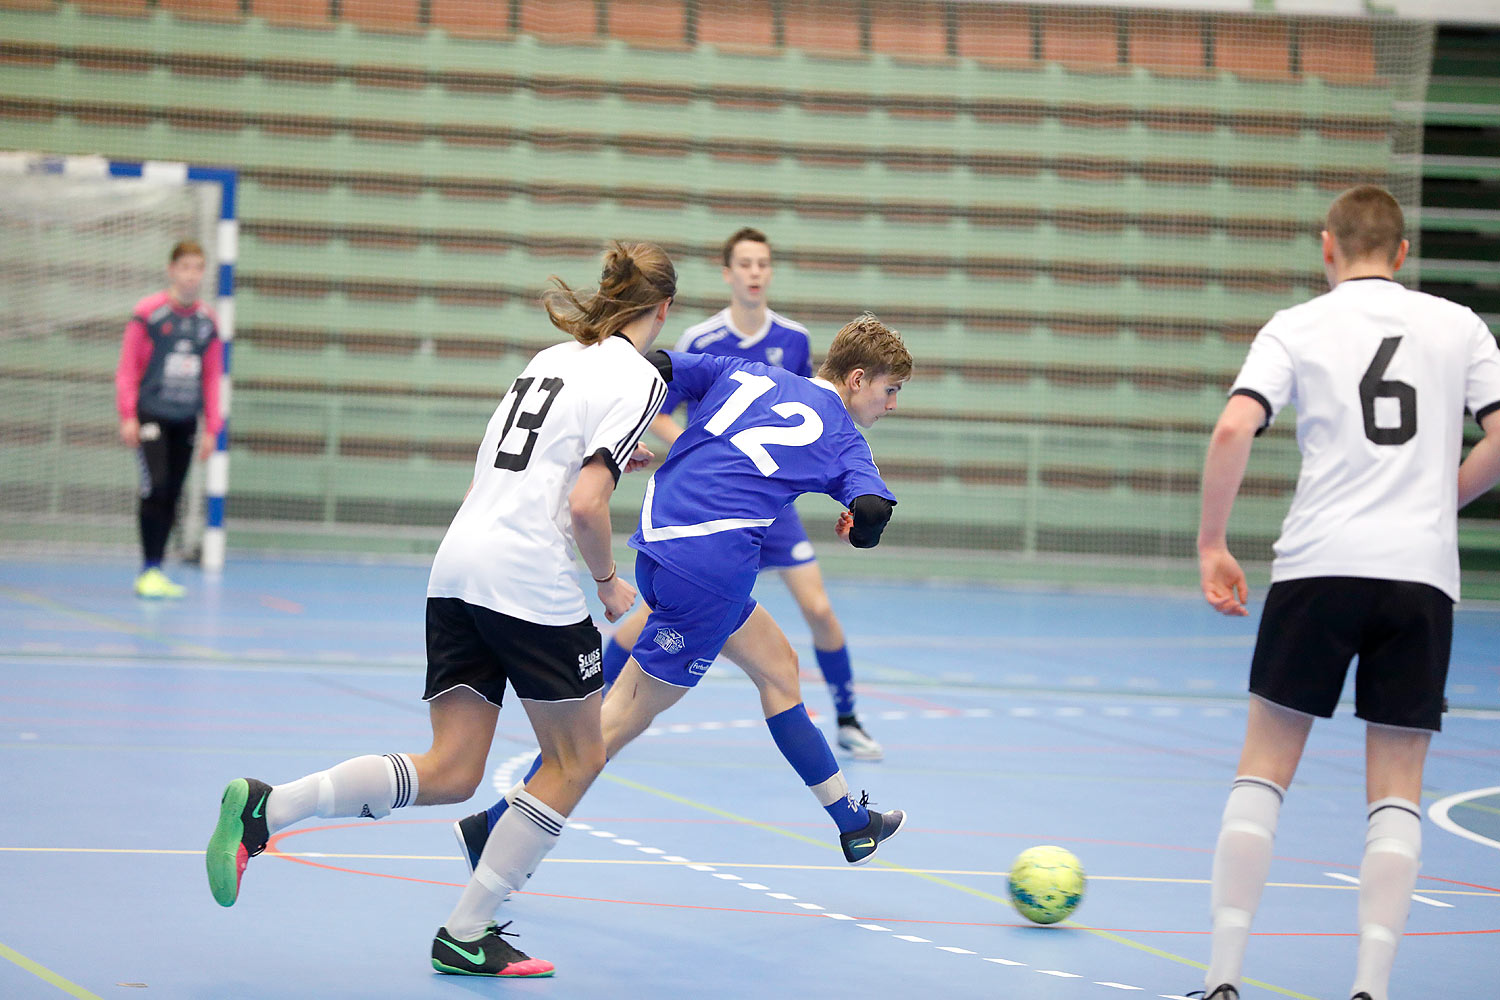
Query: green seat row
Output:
[[218, 451, 1292, 549], [2, 57, 1400, 170], [235, 233, 1321, 309], [0, 102, 1404, 205], [235, 222, 1317, 277], [236, 171, 1359, 231], [239, 176, 1329, 255]]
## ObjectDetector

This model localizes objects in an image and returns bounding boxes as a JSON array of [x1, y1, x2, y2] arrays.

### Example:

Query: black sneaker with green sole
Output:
[[431, 922, 554, 977]]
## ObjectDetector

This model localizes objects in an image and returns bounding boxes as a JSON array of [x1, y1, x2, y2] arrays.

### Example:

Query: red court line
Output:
[[266, 822, 1500, 939]]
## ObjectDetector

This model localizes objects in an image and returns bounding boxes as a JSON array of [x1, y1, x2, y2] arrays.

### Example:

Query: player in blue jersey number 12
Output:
[[455, 313, 914, 871], [601, 228, 885, 760]]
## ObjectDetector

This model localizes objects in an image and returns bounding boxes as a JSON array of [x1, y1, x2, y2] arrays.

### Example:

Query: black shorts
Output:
[[423, 598, 604, 707], [1249, 577, 1453, 732]]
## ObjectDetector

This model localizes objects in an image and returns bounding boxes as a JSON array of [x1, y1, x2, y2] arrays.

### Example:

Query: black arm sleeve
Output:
[[646, 349, 674, 383], [848, 494, 895, 548]]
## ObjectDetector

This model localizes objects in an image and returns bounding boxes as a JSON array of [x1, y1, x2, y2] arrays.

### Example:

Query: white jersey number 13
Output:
[[702, 371, 824, 475]]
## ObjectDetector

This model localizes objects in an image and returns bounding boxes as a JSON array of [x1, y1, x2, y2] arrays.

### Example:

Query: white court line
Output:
[[1323, 871, 1454, 908], [1429, 786, 1500, 853], [553, 817, 1161, 990]]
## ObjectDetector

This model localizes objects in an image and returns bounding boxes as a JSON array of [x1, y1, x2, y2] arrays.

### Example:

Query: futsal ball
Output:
[[1008, 845, 1086, 925]]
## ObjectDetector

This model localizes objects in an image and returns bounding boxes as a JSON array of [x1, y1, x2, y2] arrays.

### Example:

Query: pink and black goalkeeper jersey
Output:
[[116, 291, 223, 433]]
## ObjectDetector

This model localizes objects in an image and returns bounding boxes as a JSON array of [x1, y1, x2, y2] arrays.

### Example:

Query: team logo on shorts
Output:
[[653, 628, 685, 654], [577, 648, 602, 682], [687, 658, 713, 676]]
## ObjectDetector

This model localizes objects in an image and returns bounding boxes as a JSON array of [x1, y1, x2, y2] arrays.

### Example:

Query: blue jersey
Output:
[[629, 353, 894, 600], [661, 308, 814, 421]]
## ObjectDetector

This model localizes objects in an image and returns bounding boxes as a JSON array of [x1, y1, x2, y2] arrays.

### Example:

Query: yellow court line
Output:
[[0, 940, 103, 1000], [598, 773, 1320, 1000], [0, 586, 227, 661]]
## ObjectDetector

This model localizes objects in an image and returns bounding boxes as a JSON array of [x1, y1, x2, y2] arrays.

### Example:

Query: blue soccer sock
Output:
[[765, 703, 868, 833], [601, 636, 630, 687], [484, 752, 545, 832], [814, 646, 856, 718]]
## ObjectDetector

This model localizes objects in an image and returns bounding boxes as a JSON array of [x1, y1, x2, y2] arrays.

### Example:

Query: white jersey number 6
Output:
[[702, 371, 824, 476]]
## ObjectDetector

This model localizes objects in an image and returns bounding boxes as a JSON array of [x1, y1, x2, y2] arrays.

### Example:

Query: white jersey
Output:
[[428, 334, 667, 624], [1231, 277, 1500, 601]]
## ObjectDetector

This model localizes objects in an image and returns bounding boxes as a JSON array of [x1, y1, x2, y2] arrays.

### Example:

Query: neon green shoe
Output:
[[134, 568, 185, 599], [206, 777, 272, 907]]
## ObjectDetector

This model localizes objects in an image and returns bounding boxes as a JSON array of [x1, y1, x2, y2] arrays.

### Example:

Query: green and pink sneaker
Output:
[[206, 777, 271, 907]]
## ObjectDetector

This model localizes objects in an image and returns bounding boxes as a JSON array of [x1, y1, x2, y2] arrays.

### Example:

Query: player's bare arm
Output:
[[1197, 394, 1264, 617], [1458, 409, 1500, 509], [570, 456, 637, 622]]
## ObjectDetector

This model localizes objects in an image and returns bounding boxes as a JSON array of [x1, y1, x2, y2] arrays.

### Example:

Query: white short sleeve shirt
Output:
[[427, 334, 667, 624], [1231, 278, 1500, 601]]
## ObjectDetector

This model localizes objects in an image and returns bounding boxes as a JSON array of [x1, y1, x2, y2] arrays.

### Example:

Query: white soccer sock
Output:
[[1205, 775, 1284, 991], [1350, 797, 1421, 1000], [264, 753, 418, 834], [444, 790, 565, 941]]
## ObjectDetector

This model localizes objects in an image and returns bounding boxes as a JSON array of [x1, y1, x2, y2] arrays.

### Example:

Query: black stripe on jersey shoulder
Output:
[[588, 447, 622, 485], [610, 378, 668, 472], [1230, 387, 1274, 437], [1476, 400, 1500, 426]]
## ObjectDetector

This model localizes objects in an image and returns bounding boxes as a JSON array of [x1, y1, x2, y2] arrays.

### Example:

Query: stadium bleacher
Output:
[[0, 1, 1454, 564]]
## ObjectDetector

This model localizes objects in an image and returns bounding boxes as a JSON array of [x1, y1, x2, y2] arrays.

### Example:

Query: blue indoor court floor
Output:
[[2, 554, 1499, 1000]]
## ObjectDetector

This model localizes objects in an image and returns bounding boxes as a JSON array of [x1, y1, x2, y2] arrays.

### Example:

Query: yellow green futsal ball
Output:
[[1008, 845, 1085, 924]]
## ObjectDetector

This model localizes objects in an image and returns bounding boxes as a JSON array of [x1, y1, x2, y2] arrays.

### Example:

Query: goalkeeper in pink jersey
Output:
[[114, 240, 223, 598]]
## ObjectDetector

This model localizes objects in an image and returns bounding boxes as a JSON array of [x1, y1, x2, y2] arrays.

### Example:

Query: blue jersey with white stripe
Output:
[[629, 353, 894, 599], [661, 308, 814, 420]]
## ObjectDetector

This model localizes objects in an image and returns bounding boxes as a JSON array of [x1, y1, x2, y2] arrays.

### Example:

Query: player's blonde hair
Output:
[[817, 312, 913, 383], [542, 241, 677, 346], [1325, 185, 1404, 263]]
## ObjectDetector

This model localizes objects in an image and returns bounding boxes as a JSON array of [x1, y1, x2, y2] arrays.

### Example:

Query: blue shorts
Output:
[[631, 553, 757, 689], [758, 505, 817, 570]]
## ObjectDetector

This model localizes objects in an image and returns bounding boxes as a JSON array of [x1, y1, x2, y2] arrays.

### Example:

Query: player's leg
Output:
[[721, 605, 904, 864], [132, 416, 186, 597], [1345, 725, 1428, 1000], [1347, 581, 1449, 1000], [435, 608, 608, 977], [779, 560, 881, 760], [206, 688, 489, 907], [1203, 578, 1358, 997], [207, 598, 502, 906], [437, 693, 605, 978], [1202, 695, 1312, 994], [462, 554, 681, 845]]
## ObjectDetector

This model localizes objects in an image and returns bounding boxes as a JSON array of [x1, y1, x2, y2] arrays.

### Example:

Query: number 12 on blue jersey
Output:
[[703, 371, 825, 475]]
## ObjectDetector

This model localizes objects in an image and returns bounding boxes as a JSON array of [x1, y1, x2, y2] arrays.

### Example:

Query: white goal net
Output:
[[0, 158, 219, 558]]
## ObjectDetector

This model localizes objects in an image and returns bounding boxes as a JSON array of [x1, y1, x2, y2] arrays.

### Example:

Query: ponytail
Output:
[[542, 241, 677, 345]]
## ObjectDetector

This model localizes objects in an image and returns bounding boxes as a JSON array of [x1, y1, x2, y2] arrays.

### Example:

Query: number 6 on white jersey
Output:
[[702, 370, 825, 476]]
